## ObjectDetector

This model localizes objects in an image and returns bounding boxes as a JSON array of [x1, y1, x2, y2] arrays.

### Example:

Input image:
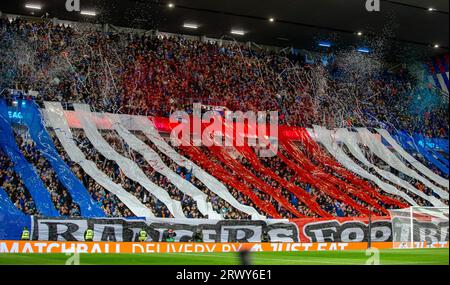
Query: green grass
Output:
[[0, 249, 448, 265]]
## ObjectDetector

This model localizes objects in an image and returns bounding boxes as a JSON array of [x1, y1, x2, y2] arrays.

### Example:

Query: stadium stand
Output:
[[0, 17, 448, 226]]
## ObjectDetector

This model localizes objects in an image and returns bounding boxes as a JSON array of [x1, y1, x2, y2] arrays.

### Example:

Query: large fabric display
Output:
[[226, 118, 372, 214], [335, 128, 445, 207], [180, 143, 280, 218], [295, 128, 405, 208], [357, 128, 448, 200], [236, 144, 331, 218], [208, 145, 306, 218], [0, 187, 31, 240], [279, 126, 380, 215], [21, 100, 104, 217], [0, 99, 59, 217], [221, 122, 331, 217], [73, 104, 185, 218], [376, 128, 449, 188], [429, 148, 449, 167], [274, 142, 372, 216], [135, 116, 265, 220], [410, 133, 449, 164], [43, 102, 154, 218], [107, 114, 221, 219], [279, 137, 390, 214], [312, 126, 418, 206]]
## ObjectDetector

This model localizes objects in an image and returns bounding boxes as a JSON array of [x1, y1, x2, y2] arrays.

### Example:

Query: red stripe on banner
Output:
[[209, 145, 305, 218], [180, 143, 281, 218], [427, 62, 436, 74], [236, 144, 331, 218], [435, 58, 446, 74]]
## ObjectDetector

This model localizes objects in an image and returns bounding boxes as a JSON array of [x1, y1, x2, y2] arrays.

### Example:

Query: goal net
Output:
[[389, 207, 449, 249]]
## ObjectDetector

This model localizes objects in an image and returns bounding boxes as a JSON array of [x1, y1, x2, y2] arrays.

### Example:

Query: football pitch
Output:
[[0, 248, 448, 265]]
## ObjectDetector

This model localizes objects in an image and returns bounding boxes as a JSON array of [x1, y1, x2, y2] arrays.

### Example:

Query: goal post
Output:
[[389, 206, 449, 249]]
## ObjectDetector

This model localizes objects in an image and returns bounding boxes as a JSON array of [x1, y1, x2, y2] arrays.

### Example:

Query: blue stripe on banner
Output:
[[431, 60, 449, 92], [426, 62, 440, 88], [396, 131, 449, 176], [439, 56, 449, 73], [430, 147, 449, 167], [0, 186, 31, 240], [410, 133, 449, 176], [20, 100, 105, 217], [0, 99, 60, 217], [440, 72, 449, 91]]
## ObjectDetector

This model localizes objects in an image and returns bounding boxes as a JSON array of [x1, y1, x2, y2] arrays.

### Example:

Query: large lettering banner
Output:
[[294, 217, 393, 243], [31, 217, 299, 242], [29, 216, 449, 243], [293, 216, 448, 243]]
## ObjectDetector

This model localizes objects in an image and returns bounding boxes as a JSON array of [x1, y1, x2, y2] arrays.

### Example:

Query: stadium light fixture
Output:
[[357, 31, 363, 36], [231, 29, 245, 36], [25, 4, 42, 10], [428, 7, 436, 12], [80, 10, 96, 16], [318, 41, 331, 48], [168, 3, 175, 8], [357, 47, 370, 53], [269, 18, 275, 22], [183, 23, 199, 29], [433, 44, 439, 48]]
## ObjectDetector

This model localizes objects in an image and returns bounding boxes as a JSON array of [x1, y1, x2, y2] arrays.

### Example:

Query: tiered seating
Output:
[[0, 17, 448, 220]]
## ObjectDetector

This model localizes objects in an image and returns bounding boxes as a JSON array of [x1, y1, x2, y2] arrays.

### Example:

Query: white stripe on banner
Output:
[[310, 126, 418, 206], [436, 73, 449, 93], [43, 102, 155, 218], [357, 128, 449, 200], [73, 104, 186, 219], [107, 114, 222, 219], [376, 129, 449, 188], [335, 128, 445, 207], [133, 116, 266, 220]]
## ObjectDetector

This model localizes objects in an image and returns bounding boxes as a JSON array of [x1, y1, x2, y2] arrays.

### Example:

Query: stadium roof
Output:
[[0, 0, 448, 59]]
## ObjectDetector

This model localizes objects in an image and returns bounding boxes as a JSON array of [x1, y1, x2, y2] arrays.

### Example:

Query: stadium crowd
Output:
[[0, 18, 448, 138], [132, 131, 252, 219], [48, 130, 135, 217], [0, 151, 40, 216], [0, 17, 448, 219], [13, 129, 85, 216]]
